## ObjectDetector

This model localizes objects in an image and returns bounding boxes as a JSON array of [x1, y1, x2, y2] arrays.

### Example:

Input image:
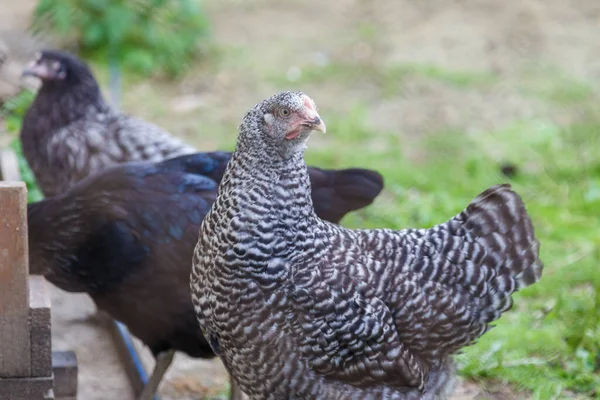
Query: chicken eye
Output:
[[278, 108, 291, 118]]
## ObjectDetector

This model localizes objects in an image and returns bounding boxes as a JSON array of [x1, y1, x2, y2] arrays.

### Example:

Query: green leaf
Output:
[[104, 3, 134, 44], [8, 139, 44, 203], [34, 0, 56, 15], [123, 49, 154, 75], [83, 0, 106, 12], [53, 3, 74, 34], [30, 0, 211, 76], [82, 22, 105, 46]]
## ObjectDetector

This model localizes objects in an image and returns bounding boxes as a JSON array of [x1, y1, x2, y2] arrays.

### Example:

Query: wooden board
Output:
[[0, 181, 31, 377], [29, 275, 52, 377]]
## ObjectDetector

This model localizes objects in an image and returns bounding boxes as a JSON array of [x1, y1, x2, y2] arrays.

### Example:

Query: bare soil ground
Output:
[[2, 0, 600, 398]]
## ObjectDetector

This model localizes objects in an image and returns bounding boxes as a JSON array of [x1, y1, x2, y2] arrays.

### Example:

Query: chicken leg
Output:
[[138, 350, 174, 400], [229, 378, 249, 400]]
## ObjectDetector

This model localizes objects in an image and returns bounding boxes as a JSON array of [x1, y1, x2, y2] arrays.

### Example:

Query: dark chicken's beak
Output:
[[21, 60, 52, 80], [21, 60, 38, 78]]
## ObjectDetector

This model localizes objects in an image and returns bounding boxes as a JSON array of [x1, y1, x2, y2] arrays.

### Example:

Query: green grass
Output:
[[2, 59, 599, 399], [393, 63, 499, 89], [9, 139, 44, 203], [268, 62, 498, 98], [1, 90, 43, 202], [518, 66, 595, 105]]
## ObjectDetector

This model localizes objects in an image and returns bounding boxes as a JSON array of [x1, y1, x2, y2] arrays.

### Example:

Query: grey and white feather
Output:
[[20, 49, 194, 197], [190, 91, 543, 400]]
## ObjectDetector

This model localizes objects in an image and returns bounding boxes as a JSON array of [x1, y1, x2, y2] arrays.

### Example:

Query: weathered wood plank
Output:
[[0, 181, 31, 377], [29, 275, 52, 377], [0, 376, 53, 399], [51, 351, 78, 399]]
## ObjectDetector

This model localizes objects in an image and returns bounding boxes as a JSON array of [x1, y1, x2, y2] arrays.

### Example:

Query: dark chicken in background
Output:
[[19, 49, 383, 225], [27, 153, 228, 400], [26, 150, 383, 400], [20, 49, 194, 198]]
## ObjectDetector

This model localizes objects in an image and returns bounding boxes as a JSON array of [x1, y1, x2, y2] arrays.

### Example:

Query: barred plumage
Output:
[[190, 91, 543, 399]]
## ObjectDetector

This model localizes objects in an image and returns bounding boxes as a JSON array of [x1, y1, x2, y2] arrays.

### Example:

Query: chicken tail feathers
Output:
[[308, 167, 384, 224]]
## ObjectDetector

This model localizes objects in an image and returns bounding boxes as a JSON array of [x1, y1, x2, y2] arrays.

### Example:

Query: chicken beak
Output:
[[310, 116, 327, 134], [301, 94, 326, 134], [21, 60, 51, 80], [21, 60, 37, 77]]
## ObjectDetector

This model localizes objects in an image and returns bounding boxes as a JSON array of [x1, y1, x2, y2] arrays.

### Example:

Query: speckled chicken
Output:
[[19, 50, 384, 226], [190, 91, 543, 400]]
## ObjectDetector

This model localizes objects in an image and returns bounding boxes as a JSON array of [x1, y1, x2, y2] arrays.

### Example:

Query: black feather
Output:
[[310, 167, 385, 223], [26, 153, 224, 358], [69, 221, 149, 294]]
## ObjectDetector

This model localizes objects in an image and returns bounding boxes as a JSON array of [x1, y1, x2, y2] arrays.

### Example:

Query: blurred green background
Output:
[[1, 0, 599, 399]]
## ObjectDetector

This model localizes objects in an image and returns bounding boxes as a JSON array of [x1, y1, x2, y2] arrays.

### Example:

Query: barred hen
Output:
[[26, 152, 240, 400], [190, 91, 543, 400], [19, 49, 383, 225]]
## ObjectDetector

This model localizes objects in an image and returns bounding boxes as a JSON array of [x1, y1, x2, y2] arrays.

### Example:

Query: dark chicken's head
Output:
[[22, 49, 96, 87], [239, 91, 326, 157]]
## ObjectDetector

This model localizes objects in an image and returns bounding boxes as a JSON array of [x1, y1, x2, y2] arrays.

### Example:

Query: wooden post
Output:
[[51, 352, 78, 400], [0, 181, 31, 377], [29, 276, 52, 377], [0, 149, 77, 399]]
